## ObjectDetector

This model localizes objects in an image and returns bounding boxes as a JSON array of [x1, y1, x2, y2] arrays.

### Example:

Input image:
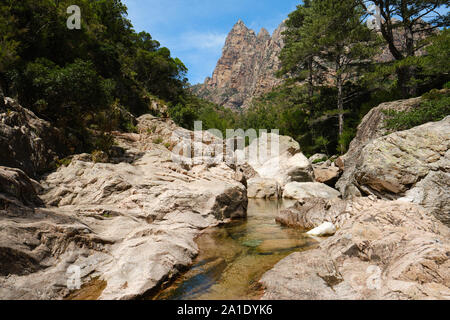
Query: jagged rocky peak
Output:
[[230, 19, 256, 38], [257, 27, 270, 40], [234, 19, 247, 28], [192, 20, 286, 110]]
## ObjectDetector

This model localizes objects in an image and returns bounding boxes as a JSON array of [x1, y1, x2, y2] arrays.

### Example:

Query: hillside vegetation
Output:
[[1, 0, 449, 159], [190, 0, 450, 156], [0, 0, 219, 155]]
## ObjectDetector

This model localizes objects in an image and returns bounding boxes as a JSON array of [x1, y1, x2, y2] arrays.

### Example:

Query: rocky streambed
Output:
[[152, 199, 317, 300], [0, 99, 248, 300], [1, 94, 449, 300]]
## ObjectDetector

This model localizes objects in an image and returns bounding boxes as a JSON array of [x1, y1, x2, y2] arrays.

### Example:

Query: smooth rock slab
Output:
[[283, 182, 341, 200], [247, 178, 281, 199], [0, 114, 248, 300], [261, 199, 450, 300]]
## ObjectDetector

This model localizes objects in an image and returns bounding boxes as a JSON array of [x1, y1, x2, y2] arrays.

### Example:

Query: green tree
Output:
[[279, 0, 320, 103], [0, 2, 20, 98], [361, 0, 449, 97], [421, 28, 450, 75], [284, 0, 378, 153], [0, 0, 191, 155]]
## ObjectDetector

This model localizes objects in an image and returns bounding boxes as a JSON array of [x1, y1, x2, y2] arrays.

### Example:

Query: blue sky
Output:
[[123, 0, 301, 84]]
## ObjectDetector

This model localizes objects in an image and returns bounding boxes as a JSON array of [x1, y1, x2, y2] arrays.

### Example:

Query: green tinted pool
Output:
[[154, 199, 318, 300]]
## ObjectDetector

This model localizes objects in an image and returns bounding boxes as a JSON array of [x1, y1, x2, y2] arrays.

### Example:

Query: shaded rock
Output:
[[0, 166, 43, 209], [283, 182, 340, 200], [247, 178, 281, 199], [109, 146, 126, 159], [336, 96, 421, 197], [261, 199, 450, 300], [313, 164, 341, 186], [0, 98, 66, 178], [283, 153, 315, 184]]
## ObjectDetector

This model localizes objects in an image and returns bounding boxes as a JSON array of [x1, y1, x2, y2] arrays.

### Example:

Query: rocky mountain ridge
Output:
[[192, 20, 286, 109], [192, 18, 433, 110]]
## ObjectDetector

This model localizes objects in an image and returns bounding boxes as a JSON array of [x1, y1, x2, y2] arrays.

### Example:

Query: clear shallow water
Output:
[[153, 199, 318, 300]]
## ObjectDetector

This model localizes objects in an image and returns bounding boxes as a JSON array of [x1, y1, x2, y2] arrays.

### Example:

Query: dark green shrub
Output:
[[383, 89, 450, 132]]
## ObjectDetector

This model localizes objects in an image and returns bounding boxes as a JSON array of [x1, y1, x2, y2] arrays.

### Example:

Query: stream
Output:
[[153, 199, 318, 300]]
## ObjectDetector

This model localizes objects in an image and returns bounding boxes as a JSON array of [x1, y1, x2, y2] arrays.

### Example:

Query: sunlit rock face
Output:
[[336, 97, 450, 227], [192, 20, 286, 110], [262, 198, 450, 300], [192, 17, 434, 110], [0, 105, 248, 300]]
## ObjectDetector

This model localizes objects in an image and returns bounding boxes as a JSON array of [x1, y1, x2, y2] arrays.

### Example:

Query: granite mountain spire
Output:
[[192, 20, 286, 109]]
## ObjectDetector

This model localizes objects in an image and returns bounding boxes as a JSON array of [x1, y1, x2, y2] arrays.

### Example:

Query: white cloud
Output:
[[177, 31, 227, 51], [158, 31, 226, 84], [122, 0, 298, 84]]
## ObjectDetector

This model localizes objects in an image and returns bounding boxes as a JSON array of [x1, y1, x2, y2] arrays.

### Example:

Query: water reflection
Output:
[[154, 199, 318, 300]]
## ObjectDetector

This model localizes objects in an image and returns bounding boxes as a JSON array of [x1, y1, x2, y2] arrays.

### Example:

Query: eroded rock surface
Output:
[[262, 198, 450, 300], [355, 116, 450, 225], [0, 111, 247, 300], [336, 96, 421, 197]]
